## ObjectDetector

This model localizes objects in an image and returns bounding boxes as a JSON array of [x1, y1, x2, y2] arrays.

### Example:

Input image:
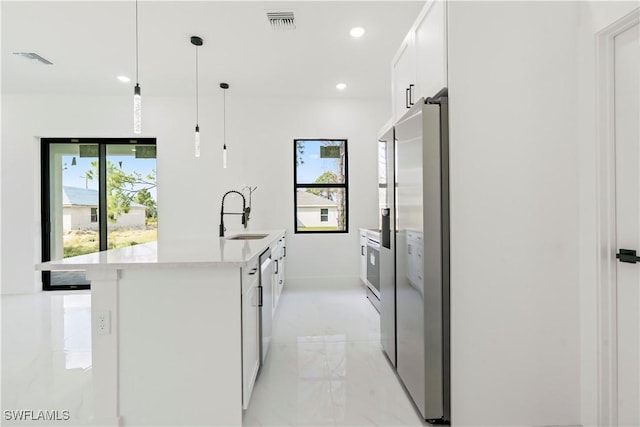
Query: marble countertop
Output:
[[36, 229, 286, 271]]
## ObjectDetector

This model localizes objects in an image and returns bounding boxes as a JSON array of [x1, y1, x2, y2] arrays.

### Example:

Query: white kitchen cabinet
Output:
[[359, 229, 368, 285], [415, 0, 447, 101], [392, 32, 417, 122], [241, 259, 260, 410], [391, 0, 447, 122], [272, 236, 286, 313], [278, 236, 286, 288]]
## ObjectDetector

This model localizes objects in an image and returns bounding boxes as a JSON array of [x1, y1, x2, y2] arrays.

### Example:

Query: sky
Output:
[[61, 154, 157, 200], [296, 140, 344, 184]]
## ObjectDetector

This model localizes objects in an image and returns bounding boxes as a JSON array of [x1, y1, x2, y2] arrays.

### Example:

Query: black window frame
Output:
[[41, 137, 157, 290], [293, 139, 349, 234]]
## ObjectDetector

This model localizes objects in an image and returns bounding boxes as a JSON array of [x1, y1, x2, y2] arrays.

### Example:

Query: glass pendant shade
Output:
[[223, 144, 227, 168], [195, 125, 201, 158], [133, 84, 142, 134], [191, 36, 203, 158], [220, 82, 230, 168]]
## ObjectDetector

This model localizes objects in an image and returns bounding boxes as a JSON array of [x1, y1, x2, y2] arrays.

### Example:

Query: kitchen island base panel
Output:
[[91, 267, 243, 426], [86, 269, 120, 426]]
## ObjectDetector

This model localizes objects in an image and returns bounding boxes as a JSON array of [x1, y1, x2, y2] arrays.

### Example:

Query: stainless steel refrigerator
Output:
[[379, 126, 396, 368], [379, 88, 450, 423]]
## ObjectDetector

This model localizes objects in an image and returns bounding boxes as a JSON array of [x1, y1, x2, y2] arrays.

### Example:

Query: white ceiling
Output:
[[2, 1, 423, 98]]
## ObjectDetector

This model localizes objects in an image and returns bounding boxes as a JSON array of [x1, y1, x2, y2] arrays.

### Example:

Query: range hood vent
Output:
[[267, 11, 296, 30], [13, 52, 53, 65]]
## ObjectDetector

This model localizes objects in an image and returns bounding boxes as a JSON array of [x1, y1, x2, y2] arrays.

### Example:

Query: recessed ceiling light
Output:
[[336, 83, 347, 91], [350, 27, 366, 38], [117, 75, 131, 83]]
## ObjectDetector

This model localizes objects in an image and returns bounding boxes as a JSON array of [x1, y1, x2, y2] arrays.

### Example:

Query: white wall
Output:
[[576, 3, 639, 426], [0, 93, 383, 294], [448, 2, 581, 425]]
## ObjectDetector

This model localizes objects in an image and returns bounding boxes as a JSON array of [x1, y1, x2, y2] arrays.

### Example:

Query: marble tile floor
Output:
[[1, 291, 93, 426], [1, 281, 426, 426]]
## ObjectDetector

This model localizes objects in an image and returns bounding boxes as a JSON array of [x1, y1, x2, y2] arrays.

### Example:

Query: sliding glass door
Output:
[[42, 138, 157, 290]]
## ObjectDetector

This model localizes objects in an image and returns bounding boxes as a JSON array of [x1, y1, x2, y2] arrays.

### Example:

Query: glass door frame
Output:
[[41, 137, 156, 290]]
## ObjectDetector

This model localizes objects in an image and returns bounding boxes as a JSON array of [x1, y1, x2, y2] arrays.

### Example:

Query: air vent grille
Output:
[[267, 11, 296, 30], [13, 52, 53, 65]]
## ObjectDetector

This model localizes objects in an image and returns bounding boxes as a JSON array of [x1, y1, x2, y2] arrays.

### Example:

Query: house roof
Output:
[[62, 186, 145, 209], [296, 191, 337, 207]]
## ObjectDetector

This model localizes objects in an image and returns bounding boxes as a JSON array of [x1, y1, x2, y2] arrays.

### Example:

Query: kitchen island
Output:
[[37, 230, 287, 426]]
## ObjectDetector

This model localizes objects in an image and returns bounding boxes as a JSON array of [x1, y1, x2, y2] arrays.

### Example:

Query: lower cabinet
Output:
[[241, 261, 260, 410], [242, 232, 286, 410], [359, 229, 367, 285], [272, 236, 286, 312]]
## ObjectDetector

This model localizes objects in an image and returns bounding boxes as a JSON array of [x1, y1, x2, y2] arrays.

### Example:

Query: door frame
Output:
[[595, 8, 639, 426], [41, 137, 156, 290]]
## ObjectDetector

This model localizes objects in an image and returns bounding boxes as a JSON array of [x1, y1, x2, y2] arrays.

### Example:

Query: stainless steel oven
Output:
[[366, 235, 381, 312]]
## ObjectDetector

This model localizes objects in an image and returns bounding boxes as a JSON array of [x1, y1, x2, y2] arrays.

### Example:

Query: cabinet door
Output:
[[279, 237, 286, 287], [415, 0, 447, 99], [392, 32, 417, 122], [359, 232, 368, 284], [242, 281, 260, 409], [272, 257, 279, 315]]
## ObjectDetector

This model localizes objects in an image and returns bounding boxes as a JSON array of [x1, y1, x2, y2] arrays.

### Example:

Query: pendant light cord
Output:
[[135, 0, 139, 84], [195, 46, 199, 126], [223, 89, 226, 143]]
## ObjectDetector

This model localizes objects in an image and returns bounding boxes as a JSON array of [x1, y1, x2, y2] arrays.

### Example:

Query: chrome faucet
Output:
[[220, 190, 247, 237]]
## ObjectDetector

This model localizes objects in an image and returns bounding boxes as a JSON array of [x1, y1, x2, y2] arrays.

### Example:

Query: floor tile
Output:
[[2, 281, 426, 426], [245, 281, 426, 426]]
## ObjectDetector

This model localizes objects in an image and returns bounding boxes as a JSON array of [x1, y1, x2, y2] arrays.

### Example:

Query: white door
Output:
[[614, 21, 639, 427]]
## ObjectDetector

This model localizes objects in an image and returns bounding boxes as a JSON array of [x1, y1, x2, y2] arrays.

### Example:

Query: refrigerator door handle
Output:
[[381, 208, 391, 249]]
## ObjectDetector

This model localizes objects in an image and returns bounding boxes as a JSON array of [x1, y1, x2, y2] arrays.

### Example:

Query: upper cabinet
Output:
[[392, 32, 417, 121], [415, 0, 447, 101], [391, 0, 447, 123]]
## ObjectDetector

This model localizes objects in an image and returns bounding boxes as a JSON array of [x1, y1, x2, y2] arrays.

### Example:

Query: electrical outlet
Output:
[[94, 310, 111, 335]]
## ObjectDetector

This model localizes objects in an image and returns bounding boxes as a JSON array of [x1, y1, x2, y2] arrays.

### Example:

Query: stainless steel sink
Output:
[[226, 234, 268, 240]]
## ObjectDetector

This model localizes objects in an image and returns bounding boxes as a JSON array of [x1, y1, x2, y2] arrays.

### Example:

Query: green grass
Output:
[[62, 226, 157, 258]]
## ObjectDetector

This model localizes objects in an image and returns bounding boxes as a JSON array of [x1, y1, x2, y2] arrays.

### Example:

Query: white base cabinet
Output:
[[272, 236, 286, 312], [359, 229, 368, 285], [241, 258, 260, 410]]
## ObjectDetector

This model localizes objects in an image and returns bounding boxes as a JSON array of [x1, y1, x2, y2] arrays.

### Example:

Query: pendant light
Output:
[[191, 36, 203, 157], [133, 0, 142, 134], [220, 82, 229, 168]]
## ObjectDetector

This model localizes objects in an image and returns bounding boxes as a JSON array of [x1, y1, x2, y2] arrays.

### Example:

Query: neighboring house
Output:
[[296, 191, 338, 228], [62, 186, 146, 230]]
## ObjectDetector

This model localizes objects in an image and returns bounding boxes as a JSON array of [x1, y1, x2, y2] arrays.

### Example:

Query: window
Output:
[[294, 139, 348, 233], [41, 138, 157, 290]]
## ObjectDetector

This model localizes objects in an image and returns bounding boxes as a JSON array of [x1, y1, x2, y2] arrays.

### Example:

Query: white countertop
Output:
[[36, 229, 286, 271]]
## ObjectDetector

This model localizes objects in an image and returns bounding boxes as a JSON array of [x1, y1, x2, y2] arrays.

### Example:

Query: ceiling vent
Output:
[[13, 52, 53, 65], [267, 12, 296, 30]]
